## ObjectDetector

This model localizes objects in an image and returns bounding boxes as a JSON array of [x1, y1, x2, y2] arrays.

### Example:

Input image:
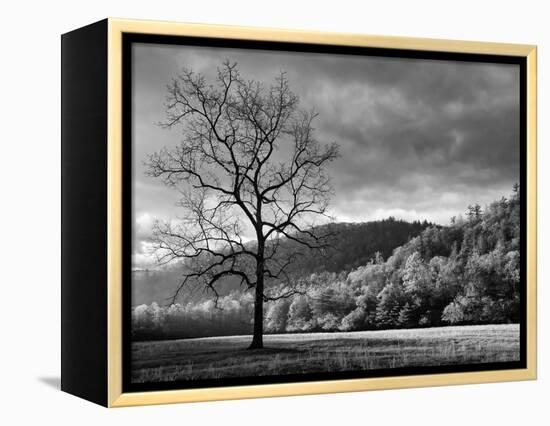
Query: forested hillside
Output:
[[132, 187, 521, 340], [132, 218, 430, 305], [287, 218, 431, 274]]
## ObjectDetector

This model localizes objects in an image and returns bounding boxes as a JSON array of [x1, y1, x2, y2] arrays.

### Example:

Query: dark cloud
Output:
[[131, 42, 520, 268]]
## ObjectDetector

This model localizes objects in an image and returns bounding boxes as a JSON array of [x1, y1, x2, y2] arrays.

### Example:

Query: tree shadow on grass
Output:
[[238, 346, 306, 354]]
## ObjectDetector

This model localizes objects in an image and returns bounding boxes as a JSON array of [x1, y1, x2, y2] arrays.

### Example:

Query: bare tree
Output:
[[146, 61, 339, 349]]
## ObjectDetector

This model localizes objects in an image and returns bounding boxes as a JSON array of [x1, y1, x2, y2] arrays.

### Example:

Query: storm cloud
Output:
[[131, 43, 520, 268]]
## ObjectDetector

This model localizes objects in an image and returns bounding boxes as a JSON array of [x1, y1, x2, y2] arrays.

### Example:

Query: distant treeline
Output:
[[132, 216, 431, 306], [288, 218, 432, 274], [132, 186, 521, 341]]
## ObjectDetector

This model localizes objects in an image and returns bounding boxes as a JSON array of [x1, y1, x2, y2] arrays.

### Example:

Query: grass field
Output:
[[131, 324, 520, 383]]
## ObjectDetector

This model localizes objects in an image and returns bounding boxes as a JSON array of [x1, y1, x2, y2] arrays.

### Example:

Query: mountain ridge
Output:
[[132, 217, 431, 305]]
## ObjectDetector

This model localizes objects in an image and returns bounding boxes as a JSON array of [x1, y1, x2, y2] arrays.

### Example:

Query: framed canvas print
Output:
[[61, 18, 537, 407]]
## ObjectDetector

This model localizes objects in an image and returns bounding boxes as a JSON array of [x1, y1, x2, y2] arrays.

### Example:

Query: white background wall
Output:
[[0, 0, 546, 423]]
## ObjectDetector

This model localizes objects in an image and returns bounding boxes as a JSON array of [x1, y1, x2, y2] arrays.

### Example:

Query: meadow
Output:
[[132, 324, 520, 383]]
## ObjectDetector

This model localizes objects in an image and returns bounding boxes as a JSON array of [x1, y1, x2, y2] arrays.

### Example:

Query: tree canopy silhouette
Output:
[[146, 61, 339, 348]]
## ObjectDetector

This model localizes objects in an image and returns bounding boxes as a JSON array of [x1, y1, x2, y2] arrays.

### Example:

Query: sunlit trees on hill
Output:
[[132, 186, 522, 340]]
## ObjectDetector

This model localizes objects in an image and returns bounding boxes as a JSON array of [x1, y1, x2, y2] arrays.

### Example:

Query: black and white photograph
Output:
[[128, 40, 524, 387]]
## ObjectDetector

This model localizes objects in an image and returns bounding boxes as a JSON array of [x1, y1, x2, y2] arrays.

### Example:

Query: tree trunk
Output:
[[249, 245, 264, 349]]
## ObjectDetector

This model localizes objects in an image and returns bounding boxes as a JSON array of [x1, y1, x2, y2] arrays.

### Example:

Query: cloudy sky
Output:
[[131, 42, 520, 269]]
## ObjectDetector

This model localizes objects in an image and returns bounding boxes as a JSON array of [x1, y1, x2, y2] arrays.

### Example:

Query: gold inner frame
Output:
[[106, 18, 537, 407]]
